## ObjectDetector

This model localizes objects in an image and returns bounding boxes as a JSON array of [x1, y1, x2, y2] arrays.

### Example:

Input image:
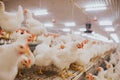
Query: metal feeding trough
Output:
[[0, 38, 40, 52], [28, 42, 40, 52]]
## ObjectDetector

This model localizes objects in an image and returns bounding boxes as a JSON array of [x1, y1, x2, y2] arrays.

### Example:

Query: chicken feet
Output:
[[59, 68, 74, 79], [59, 69, 66, 80], [64, 68, 74, 77], [71, 63, 85, 72], [38, 67, 43, 74], [18, 71, 23, 77]]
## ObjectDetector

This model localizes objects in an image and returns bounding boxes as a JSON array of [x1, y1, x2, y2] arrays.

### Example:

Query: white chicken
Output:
[[34, 45, 57, 74], [96, 67, 107, 80], [33, 36, 56, 74], [17, 45, 35, 69], [24, 9, 47, 36], [74, 40, 99, 72], [86, 73, 99, 80], [34, 36, 54, 56], [0, 1, 24, 37], [104, 61, 120, 80], [34, 46, 56, 68], [52, 42, 81, 78], [14, 31, 35, 77], [75, 48, 94, 72], [0, 42, 30, 80], [13, 30, 35, 69], [17, 55, 33, 77], [11, 29, 34, 43], [18, 55, 31, 69]]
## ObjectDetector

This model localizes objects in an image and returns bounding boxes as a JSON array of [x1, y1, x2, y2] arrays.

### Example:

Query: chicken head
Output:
[[21, 56, 31, 68], [14, 43, 30, 56]]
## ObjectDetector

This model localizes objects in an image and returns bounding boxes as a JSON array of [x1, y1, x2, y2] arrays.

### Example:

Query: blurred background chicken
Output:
[[24, 9, 47, 37], [11, 28, 35, 43], [0, 1, 24, 39]]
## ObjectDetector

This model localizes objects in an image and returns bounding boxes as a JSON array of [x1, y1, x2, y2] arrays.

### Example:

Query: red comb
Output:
[[28, 59, 31, 64], [60, 45, 65, 49], [24, 9, 28, 13]]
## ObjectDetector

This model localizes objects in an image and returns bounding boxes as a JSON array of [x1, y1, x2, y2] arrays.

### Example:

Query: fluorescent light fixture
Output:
[[99, 21, 112, 26], [44, 23, 53, 27], [110, 33, 119, 43], [62, 28, 70, 32], [79, 28, 86, 31], [73, 31, 81, 35], [34, 9, 48, 15], [85, 7, 106, 11], [85, 4, 106, 8], [105, 27, 115, 31], [85, 4, 106, 11], [65, 22, 76, 27]]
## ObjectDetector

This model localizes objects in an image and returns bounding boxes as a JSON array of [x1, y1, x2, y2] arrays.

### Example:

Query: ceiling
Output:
[[1, 0, 120, 42]]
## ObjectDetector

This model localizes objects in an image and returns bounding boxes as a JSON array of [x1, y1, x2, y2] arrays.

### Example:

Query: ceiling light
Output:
[[73, 31, 81, 35], [99, 21, 112, 26], [85, 7, 106, 11], [79, 28, 86, 31], [62, 28, 70, 32], [65, 22, 76, 27], [44, 23, 53, 27], [105, 27, 115, 31], [85, 4, 106, 11], [85, 4, 106, 8], [34, 9, 48, 15], [110, 33, 119, 43]]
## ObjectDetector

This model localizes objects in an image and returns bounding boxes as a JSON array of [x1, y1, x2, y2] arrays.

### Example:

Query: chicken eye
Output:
[[19, 45, 24, 49], [24, 60, 27, 63], [21, 32, 24, 34], [1, 33, 4, 36], [29, 36, 32, 38]]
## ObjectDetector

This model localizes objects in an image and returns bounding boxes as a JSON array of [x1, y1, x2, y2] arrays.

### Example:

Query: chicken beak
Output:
[[60, 45, 65, 49], [27, 36, 32, 42], [25, 59, 31, 68]]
